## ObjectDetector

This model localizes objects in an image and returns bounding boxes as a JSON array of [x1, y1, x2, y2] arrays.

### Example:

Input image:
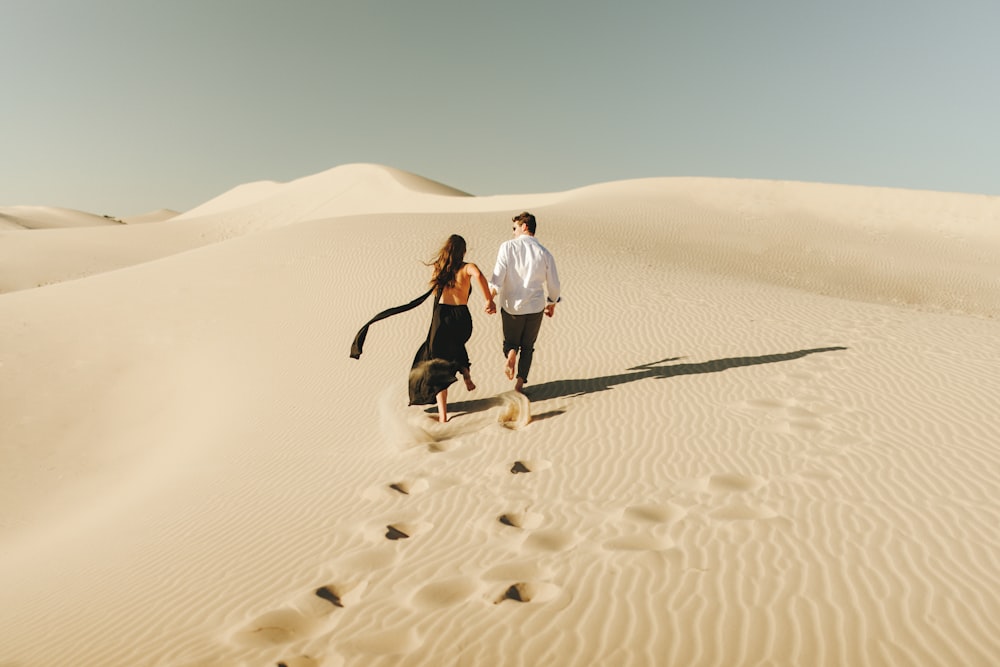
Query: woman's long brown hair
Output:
[[428, 234, 467, 293]]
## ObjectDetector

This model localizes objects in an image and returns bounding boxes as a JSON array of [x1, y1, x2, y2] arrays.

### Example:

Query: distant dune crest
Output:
[[122, 209, 181, 225], [0, 205, 124, 230], [176, 163, 470, 221], [1, 206, 183, 229]]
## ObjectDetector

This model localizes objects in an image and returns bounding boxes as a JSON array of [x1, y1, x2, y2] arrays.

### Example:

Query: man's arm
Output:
[[544, 251, 561, 311]]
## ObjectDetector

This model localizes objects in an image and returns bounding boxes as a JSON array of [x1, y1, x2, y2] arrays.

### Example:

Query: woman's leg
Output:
[[435, 388, 448, 422], [461, 367, 476, 391]]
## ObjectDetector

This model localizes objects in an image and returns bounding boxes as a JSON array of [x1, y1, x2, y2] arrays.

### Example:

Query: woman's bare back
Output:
[[439, 263, 475, 305]]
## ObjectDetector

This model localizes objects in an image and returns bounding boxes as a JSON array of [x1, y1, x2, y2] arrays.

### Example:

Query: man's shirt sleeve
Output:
[[489, 243, 508, 294]]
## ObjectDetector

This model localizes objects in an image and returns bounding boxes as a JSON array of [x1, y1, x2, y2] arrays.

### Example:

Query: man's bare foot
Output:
[[505, 351, 517, 380], [438, 414, 449, 423], [514, 377, 524, 393]]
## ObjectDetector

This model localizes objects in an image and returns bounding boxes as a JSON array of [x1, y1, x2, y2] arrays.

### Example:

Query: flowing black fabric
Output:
[[351, 285, 474, 407], [408, 300, 473, 405], [350, 288, 434, 359]]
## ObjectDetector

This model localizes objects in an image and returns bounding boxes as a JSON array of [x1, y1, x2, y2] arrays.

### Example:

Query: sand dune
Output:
[[1, 164, 998, 666], [0, 165, 558, 294], [0, 205, 125, 230], [123, 208, 182, 224], [174, 163, 471, 222]]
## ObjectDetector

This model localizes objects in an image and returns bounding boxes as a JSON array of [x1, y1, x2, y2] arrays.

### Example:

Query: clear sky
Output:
[[3, 0, 998, 216]]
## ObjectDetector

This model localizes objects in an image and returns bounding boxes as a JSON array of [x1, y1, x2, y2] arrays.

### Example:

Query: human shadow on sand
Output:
[[522, 346, 848, 402], [439, 347, 846, 419]]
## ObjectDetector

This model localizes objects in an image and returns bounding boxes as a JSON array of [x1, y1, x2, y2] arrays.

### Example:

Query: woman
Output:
[[410, 234, 496, 422]]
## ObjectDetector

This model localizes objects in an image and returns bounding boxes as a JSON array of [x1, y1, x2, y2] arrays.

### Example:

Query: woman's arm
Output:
[[468, 263, 497, 314]]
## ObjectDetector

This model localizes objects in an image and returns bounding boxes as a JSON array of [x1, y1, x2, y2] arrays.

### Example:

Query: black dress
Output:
[[408, 289, 473, 405]]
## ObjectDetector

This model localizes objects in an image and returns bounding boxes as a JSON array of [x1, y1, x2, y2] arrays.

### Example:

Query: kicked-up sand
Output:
[[1, 164, 998, 666]]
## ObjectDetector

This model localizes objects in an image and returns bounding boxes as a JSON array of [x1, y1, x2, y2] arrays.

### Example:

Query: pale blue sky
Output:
[[2, 0, 998, 216]]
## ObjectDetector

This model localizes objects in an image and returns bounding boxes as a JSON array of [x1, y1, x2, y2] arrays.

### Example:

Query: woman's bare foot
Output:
[[514, 377, 524, 393], [461, 369, 476, 391], [505, 351, 517, 380]]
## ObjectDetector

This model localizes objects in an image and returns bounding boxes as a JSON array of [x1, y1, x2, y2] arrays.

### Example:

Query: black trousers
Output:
[[501, 310, 544, 382]]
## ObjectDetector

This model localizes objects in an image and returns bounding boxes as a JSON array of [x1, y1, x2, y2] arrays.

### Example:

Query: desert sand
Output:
[[1, 164, 998, 666]]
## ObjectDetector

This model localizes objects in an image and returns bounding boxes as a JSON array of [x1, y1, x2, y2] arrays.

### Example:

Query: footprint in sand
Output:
[[276, 657, 322, 667], [314, 585, 345, 608], [508, 459, 551, 475], [179, 650, 328, 667], [497, 511, 544, 529], [522, 528, 579, 553], [602, 502, 687, 552], [354, 518, 430, 543], [495, 508, 578, 553], [233, 608, 325, 647], [360, 476, 435, 502], [480, 560, 561, 606], [623, 502, 687, 524], [410, 577, 484, 609], [674, 473, 788, 525], [387, 477, 431, 496], [705, 472, 766, 494], [385, 524, 410, 540], [674, 472, 766, 495], [232, 580, 367, 648], [493, 581, 560, 604]]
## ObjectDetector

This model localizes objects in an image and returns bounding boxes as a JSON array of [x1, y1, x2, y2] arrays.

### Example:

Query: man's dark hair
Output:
[[513, 211, 537, 234]]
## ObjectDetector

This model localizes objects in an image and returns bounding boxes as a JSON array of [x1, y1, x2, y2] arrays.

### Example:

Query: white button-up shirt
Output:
[[490, 235, 561, 315]]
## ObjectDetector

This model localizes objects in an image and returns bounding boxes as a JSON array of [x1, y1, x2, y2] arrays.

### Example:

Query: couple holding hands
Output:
[[352, 211, 561, 422]]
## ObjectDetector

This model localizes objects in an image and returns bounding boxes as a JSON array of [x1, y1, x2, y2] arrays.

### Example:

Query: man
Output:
[[489, 211, 561, 393]]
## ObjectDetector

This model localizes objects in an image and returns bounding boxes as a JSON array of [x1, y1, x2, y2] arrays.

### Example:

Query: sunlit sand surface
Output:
[[2, 164, 998, 666]]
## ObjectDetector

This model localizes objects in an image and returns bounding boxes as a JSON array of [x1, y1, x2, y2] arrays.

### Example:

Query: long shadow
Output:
[[522, 347, 848, 402]]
